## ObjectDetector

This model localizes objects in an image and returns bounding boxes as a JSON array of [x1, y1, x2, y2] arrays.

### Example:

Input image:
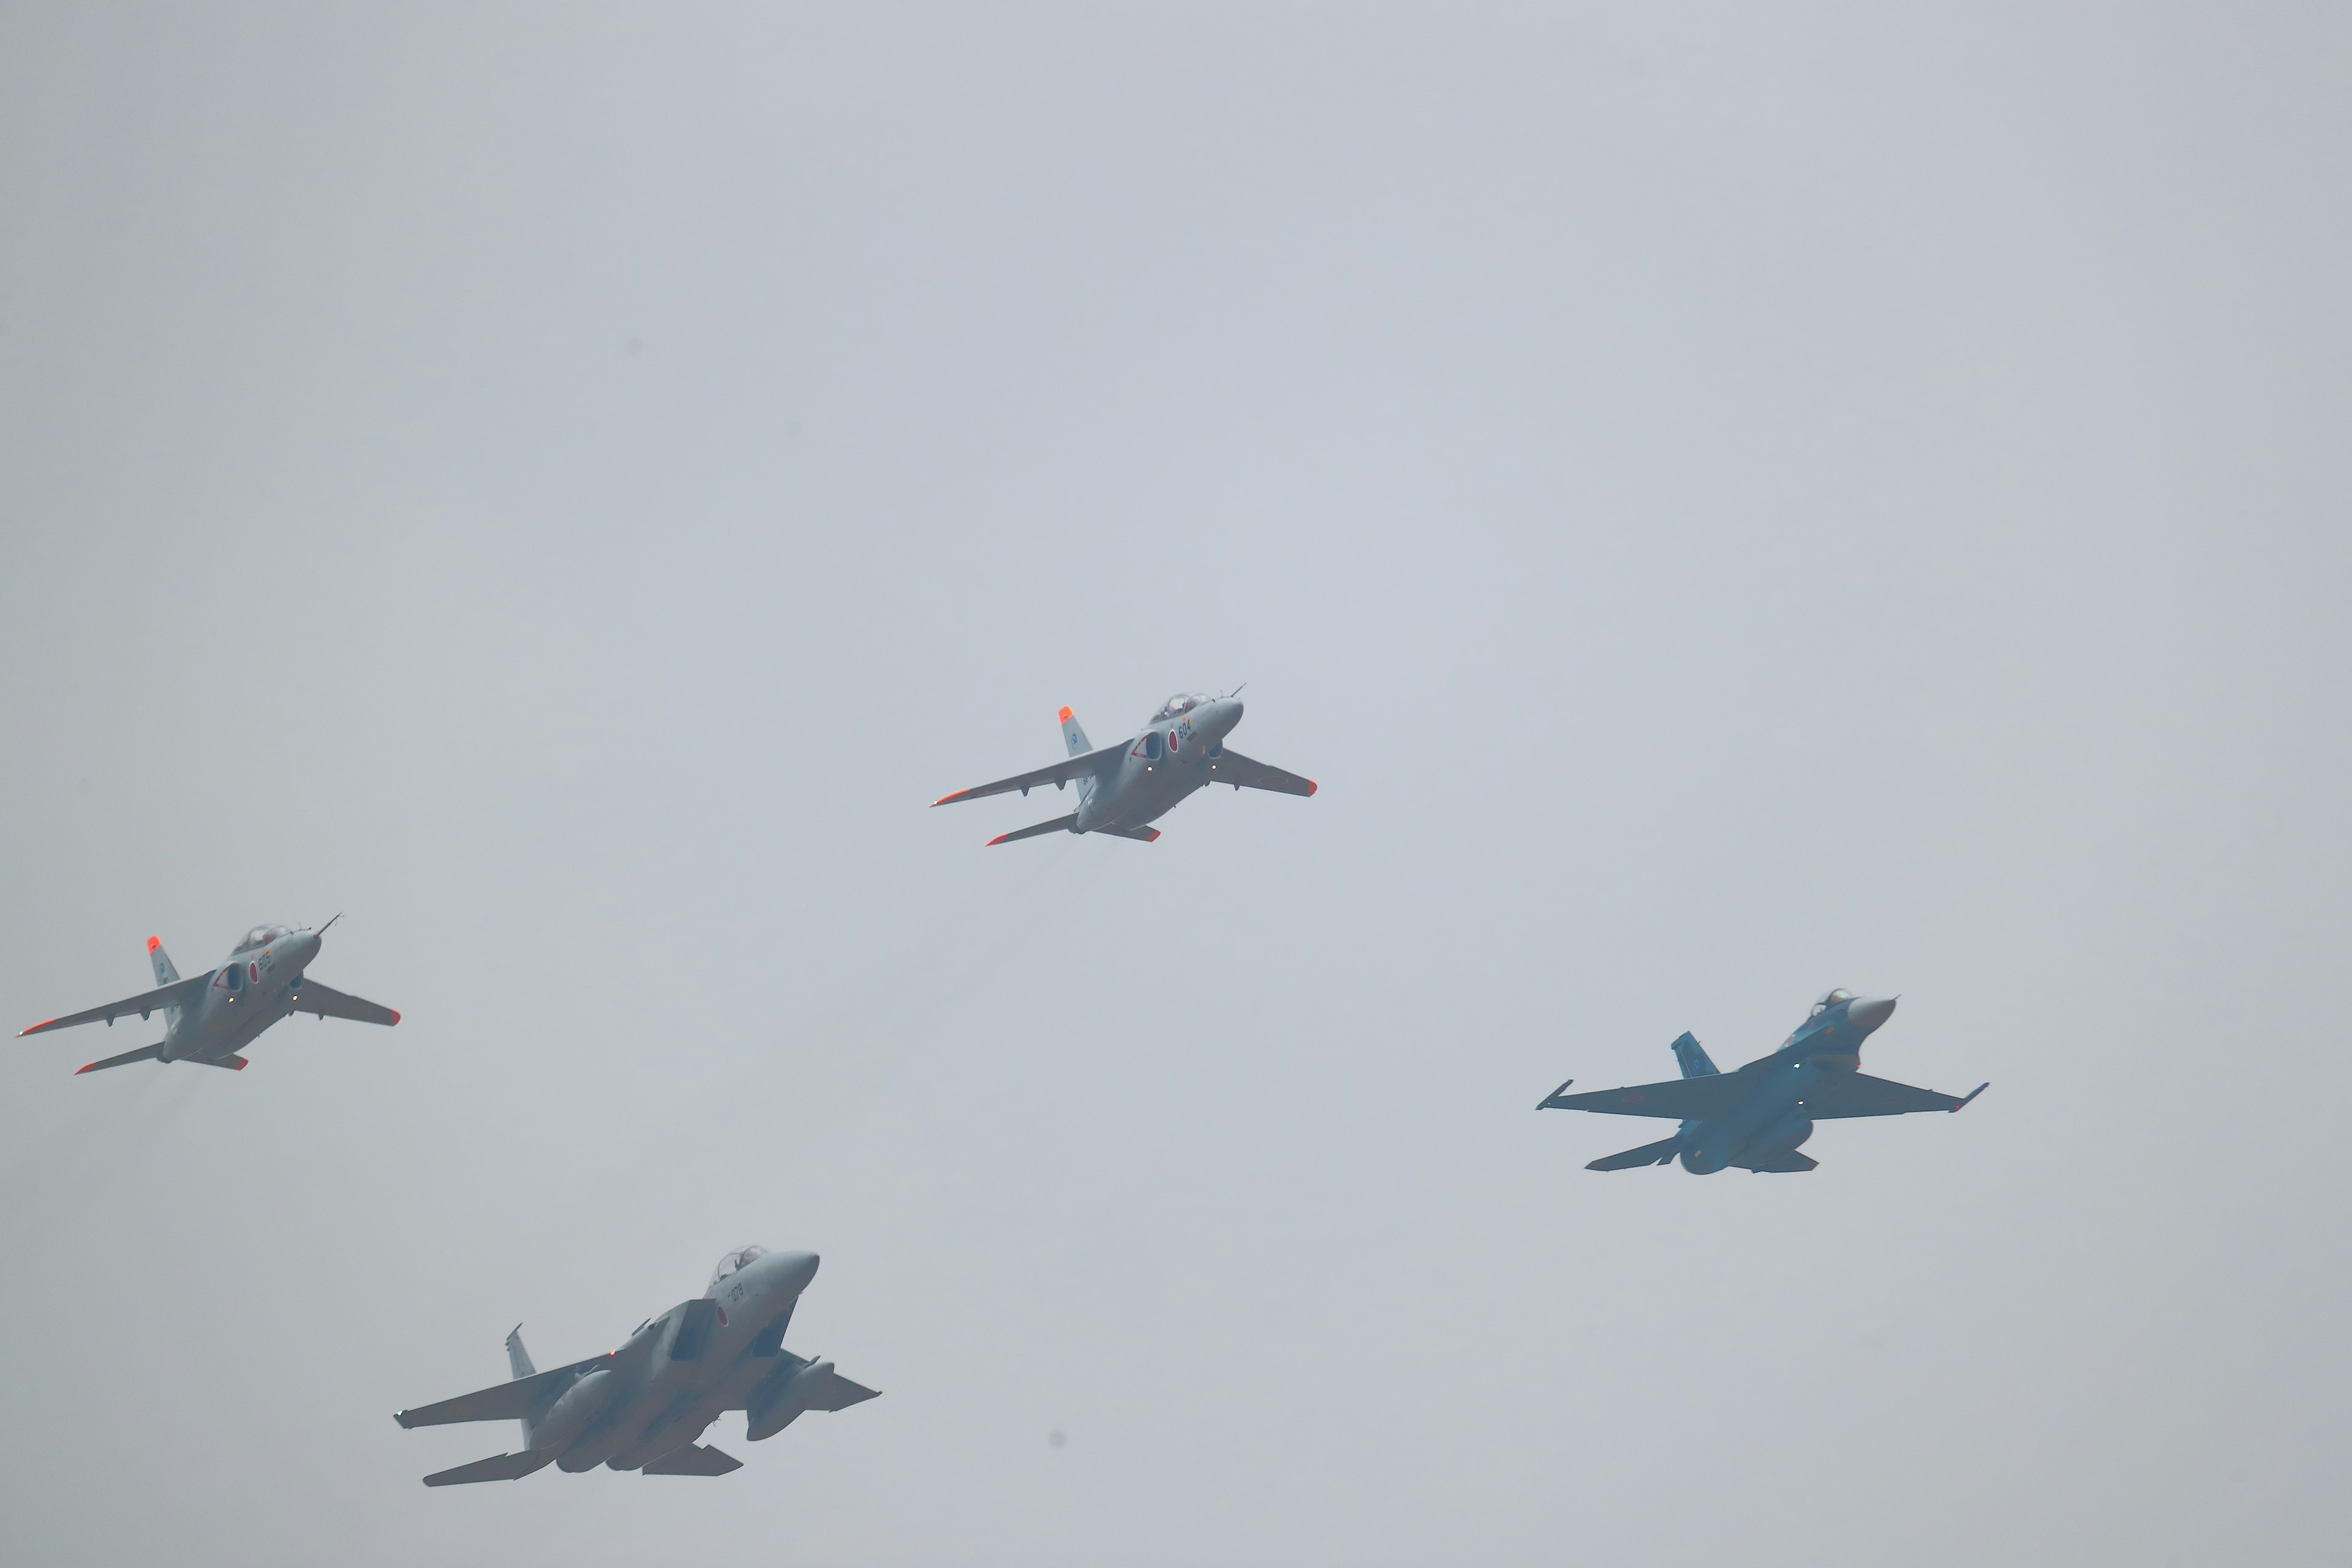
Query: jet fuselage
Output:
[[1074, 697, 1246, 833], [162, 927, 326, 1062], [1673, 994, 1896, 1173], [557, 1248, 820, 1471]]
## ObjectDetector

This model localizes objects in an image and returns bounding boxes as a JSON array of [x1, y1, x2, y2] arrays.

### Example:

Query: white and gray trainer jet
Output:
[[394, 1246, 878, 1485], [933, 691, 1316, 844], [17, 919, 399, 1074]]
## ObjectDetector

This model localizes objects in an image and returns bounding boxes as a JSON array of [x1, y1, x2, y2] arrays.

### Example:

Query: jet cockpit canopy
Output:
[[235, 924, 293, 953], [1809, 988, 1856, 1017], [710, 1245, 767, 1287], [1152, 692, 1214, 721]]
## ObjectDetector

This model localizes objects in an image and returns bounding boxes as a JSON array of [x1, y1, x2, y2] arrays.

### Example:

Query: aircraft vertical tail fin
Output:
[[1058, 706, 1090, 757], [148, 935, 179, 986], [1670, 1031, 1719, 1079], [506, 1327, 538, 1449]]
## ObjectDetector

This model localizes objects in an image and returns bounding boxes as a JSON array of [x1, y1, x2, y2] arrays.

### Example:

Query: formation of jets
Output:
[[15, 687, 1986, 1486]]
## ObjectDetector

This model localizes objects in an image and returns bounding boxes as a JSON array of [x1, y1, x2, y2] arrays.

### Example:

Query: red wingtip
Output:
[[21, 1019, 55, 1036], [1306, 780, 1318, 796], [74, 1061, 97, 1075], [388, 1010, 401, 1025], [147, 935, 161, 952], [986, 831, 1015, 846], [1058, 706, 1073, 722], [229, 1058, 247, 1071], [932, 790, 968, 807]]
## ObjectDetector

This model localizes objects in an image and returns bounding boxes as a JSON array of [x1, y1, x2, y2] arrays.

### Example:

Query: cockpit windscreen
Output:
[[1809, 988, 1856, 1017], [235, 924, 292, 953], [1152, 692, 1214, 721], [710, 1245, 767, 1285]]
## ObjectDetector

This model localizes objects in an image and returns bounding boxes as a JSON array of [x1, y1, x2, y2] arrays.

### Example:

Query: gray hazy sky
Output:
[[3, 5, 2348, 1565]]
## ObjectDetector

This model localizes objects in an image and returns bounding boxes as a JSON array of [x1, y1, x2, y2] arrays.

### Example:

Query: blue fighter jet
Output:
[[1538, 991, 1986, 1174]]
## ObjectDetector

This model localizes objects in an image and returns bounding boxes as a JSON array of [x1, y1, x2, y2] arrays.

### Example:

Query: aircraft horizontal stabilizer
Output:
[[19, 974, 210, 1036], [1733, 1150, 1818, 1174], [395, 1355, 612, 1428], [287, 981, 400, 1027], [422, 1450, 554, 1487], [987, 813, 1077, 846], [1103, 824, 1161, 842], [74, 1042, 167, 1075], [189, 1055, 248, 1071], [641, 1443, 742, 1476], [1586, 1135, 1684, 1171], [1204, 748, 1316, 797]]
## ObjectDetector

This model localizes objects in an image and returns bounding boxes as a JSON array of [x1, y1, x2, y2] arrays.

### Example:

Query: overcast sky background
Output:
[[2, 5, 2348, 1565]]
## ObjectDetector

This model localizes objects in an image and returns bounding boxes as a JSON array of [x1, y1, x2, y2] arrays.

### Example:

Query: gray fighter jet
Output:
[[17, 919, 398, 1074], [933, 691, 1316, 843], [1538, 990, 1986, 1174], [394, 1246, 877, 1485]]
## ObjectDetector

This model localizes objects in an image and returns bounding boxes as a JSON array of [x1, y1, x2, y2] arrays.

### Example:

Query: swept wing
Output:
[[724, 1355, 881, 1413], [1204, 749, 1317, 796], [288, 981, 400, 1027], [933, 742, 1129, 807], [394, 1354, 612, 1428], [1804, 1074, 1988, 1118], [19, 974, 211, 1036], [805, 1370, 881, 1411], [1540, 1075, 1752, 1120]]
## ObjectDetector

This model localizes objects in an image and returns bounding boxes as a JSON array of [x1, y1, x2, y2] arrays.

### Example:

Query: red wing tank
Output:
[[393, 1246, 878, 1485], [1538, 991, 1987, 1174], [17, 917, 398, 1074], [932, 690, 1316, 844]]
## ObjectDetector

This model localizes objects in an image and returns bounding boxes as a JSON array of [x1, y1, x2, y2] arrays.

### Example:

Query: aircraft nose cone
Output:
[[772, 1250, 820, 1291], [1216, 698, 1243, 732], [1847, 995, 1896, 1032]]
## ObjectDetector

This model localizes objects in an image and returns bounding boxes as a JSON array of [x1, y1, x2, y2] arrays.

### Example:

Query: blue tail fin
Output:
[[1670, 1031, 1719, 1079]]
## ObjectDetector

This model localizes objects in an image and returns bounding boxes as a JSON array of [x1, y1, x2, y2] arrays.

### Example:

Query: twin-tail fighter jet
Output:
[[394, 1246, 878, 1485], [1538, 990, 1986, 1174], [17, 919, 399, 1074], [933, 691, 1315, 843]]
